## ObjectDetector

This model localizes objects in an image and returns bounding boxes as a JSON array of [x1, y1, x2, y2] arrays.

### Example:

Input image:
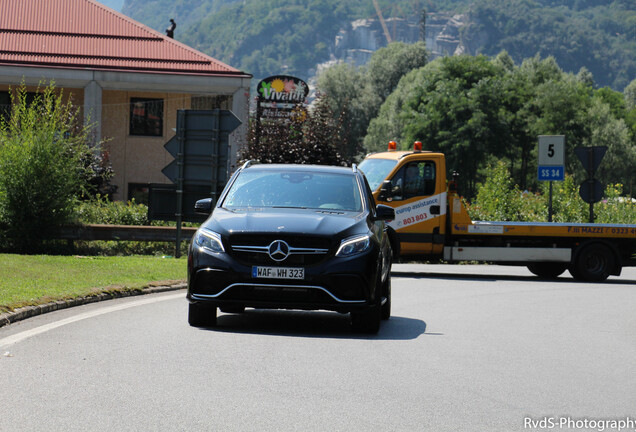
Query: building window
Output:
[[128, 183, 150, 205], [130, 98, 163, 136], [0, 91, 10, 122], [1, 91, 45, 122]]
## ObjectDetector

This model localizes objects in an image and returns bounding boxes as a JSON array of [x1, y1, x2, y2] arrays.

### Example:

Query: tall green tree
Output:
[[584, 97, 636, 191], [317, 42, 428, 159], [366, 54, 506, 196]]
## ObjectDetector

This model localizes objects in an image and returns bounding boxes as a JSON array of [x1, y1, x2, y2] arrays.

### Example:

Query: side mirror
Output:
[[194, 198, 214, 215], [378, 180, 393, 202], [375, 204, 395, 221]]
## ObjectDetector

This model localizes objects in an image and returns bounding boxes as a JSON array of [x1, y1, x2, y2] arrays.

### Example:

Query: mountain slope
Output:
[[122, 0, 635, 89]]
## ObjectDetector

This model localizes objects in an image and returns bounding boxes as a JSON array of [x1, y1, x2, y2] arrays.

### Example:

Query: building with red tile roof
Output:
[[0, 0, 251, 201]]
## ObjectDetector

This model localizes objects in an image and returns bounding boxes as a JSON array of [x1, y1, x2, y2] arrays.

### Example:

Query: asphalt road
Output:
[[1, 264, 635, 432]]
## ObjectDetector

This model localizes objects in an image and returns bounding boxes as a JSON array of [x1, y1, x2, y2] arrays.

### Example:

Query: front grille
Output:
[[228, 234, 333, 266]]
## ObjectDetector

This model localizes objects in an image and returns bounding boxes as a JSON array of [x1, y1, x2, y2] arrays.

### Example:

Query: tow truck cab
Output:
[[358, 141, 448, 257]]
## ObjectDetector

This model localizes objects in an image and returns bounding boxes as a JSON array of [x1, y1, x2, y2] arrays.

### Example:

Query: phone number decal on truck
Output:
[[389, 193, 446, 229], [568, 226, 636, 235]]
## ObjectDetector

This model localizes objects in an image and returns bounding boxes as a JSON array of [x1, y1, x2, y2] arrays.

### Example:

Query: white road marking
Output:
[[0, 292, 185, 349]]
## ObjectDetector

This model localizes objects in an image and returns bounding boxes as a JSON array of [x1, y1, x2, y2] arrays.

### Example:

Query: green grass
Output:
[[0, 254, 187, 313]]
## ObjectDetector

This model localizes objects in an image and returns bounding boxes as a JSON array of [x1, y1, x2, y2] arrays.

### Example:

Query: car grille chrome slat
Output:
[[232, 245, 329, 255]]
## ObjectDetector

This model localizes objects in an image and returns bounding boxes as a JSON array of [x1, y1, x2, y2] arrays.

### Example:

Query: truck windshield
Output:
[[358, 158, 398, 191]]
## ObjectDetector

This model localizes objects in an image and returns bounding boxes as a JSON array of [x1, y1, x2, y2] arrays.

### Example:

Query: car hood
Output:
[[202, 208, 367, 238]]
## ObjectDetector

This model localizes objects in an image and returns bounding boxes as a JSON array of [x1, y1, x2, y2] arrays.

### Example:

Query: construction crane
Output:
[[372, 0, 392, 44]]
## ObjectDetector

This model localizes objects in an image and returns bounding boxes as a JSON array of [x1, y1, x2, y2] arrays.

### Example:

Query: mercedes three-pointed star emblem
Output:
[[268, 240, 290, 262]]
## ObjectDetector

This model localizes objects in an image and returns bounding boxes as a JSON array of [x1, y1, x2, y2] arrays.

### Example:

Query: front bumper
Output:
[[187, 248, 379, 313]]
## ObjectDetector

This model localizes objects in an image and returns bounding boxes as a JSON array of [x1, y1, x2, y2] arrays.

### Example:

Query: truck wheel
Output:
[[188, 303, 217, 327], [527, 263, 567, 279], [570, 244, 615, 282]]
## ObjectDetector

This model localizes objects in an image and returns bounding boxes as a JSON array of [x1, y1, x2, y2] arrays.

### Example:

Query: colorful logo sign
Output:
[[257, 75, 309, 105]]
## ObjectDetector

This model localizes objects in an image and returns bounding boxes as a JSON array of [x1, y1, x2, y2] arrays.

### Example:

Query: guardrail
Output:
[[56, 224, 198, 242]]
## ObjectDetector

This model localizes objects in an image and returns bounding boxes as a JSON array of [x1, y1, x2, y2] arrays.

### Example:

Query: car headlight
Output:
[[194, 229, 225, 254], [336, 235, 371, 257]]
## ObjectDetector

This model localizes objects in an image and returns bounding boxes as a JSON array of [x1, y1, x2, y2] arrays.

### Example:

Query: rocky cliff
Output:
[[331, 12, 470, 67]]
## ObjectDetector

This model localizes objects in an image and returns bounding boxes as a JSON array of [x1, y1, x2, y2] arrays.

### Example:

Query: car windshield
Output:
[[222, 170, 363, 212], [358, 158, 398, 191]]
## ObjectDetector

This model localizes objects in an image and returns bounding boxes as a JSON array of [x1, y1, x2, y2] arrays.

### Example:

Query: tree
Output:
[[317, 41, 428, 160], [0, 83, 96, 252], [625, 78, 636, 109], [366, 54, 506, 196], [365, 41, 428, 102], [239, 94, 350, 166], [315, 62, 368, 158], [583, 97, 636, 190]]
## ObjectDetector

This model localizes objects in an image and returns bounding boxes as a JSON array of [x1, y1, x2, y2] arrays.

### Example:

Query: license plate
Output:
[[252, 266, 304, 280]]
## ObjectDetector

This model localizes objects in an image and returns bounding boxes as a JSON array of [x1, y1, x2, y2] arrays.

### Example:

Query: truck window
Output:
[[389, 161, 436, 200]]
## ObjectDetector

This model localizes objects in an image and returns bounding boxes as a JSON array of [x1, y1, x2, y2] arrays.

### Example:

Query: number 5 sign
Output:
[[538, 135, 565, 181]]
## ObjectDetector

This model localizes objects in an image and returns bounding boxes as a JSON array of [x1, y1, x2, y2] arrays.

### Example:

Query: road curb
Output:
[[0, 281, 186, 329]]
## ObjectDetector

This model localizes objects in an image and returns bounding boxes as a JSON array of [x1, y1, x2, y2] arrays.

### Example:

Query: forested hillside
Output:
[[122, 0, 635, 90], [464, 0, 636, 90], [122, 0, 241, 33]]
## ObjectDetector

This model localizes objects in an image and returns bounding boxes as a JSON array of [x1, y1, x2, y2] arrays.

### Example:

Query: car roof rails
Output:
[[240, 160, 257, 170]]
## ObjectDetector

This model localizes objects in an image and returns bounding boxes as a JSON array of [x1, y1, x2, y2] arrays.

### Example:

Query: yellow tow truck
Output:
[[358, 141, 636, 282]]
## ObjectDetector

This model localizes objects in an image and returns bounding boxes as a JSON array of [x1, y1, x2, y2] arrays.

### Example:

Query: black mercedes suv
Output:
[[187, 162, 395, 333]]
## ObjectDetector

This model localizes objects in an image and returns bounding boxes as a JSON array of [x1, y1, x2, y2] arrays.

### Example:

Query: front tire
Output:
[[381, 277, 391, 320], [351, 304, 381, 334], [188, 303, 217, 327]]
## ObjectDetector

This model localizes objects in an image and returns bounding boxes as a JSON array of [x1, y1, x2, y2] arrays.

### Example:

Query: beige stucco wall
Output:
[[101, 90, 192, 200]]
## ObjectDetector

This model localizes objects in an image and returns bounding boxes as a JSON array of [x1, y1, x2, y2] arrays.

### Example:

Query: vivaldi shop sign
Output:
[[257, 75, 309, 107]]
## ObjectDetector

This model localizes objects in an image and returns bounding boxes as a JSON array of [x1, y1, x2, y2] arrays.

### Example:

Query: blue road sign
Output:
[[538, 166, 564, 181]]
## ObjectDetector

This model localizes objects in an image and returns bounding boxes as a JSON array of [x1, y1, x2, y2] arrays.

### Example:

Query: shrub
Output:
[[467, 161, 547, 222], [75, 196, 149, 226], [594, 184, 636, 224], [0, 83, 95, 252], [467, 163, 636, 224]]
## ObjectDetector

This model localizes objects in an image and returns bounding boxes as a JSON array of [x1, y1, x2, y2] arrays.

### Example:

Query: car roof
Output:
[[242, 163, 356, 175]]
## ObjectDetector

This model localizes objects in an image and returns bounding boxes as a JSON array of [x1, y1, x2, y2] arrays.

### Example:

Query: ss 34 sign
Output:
[[538, 135, 565, 181]]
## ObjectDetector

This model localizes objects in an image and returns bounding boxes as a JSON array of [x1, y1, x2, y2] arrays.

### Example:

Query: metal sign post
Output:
[[175, 110, 185, 258]]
